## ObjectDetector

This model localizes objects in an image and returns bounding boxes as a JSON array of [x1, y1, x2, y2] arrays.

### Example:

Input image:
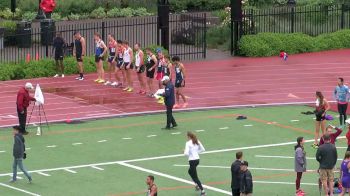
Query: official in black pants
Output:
[[16, 83, 36, 135], [160, 76, 177, 129]]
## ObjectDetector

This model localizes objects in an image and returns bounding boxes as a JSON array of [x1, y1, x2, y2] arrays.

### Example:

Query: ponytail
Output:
[[187, 132, 199, 145]]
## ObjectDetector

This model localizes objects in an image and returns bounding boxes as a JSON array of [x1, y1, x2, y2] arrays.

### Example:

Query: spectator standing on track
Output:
[[340, 151, 350, 196], [240, 161, 253, 196], [52, 32, 65, 78], [145, 48, 157, 97], [93, 32, 107, 84], [73, 31, 86, 81], [16, 83, 36, 135], [122, 41, 134, 92], [295, 137, 307, 195], [172, 56, 188, 109], [10, 126, 32, 183], [146, 175, 158, 196], [334, 78, 350, 127], [184, 131, 206, 196], [319, 125, 342, 146], [160, 76, 177, 129], [134, 43, 146, 95], [316, 133, 338, 196], [231, 151, 243, 196], [312, 91, 330, 149], [104, 34, 118, 86]]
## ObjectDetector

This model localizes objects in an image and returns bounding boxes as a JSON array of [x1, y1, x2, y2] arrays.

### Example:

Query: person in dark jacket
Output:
[[295, 137, 306, 195], [16, 83, 36, 135], [316, 133, 338, 195], [52, 32, 65, 78], [231, 151, 243, 196], [10, 126, 32, 183], [240, 161, 253, 196], [160, 76, 177, 129]]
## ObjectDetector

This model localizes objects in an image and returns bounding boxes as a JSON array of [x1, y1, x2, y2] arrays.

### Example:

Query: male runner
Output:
[[122, 41, 134, 92], [93, 32, 107, 84], [52, 32, 65, 78], [134, 43, 146, 94], [334, 77, 350, 127], [104, 34, 118, 86], [172, 56, 188, 108], [73, 32, 86, 81], [145, 48, 158, 97]]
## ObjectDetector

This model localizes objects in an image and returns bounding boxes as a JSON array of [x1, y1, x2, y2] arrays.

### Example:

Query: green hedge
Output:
[[0, 45, 168, 81], [239, 29, 350, 57]]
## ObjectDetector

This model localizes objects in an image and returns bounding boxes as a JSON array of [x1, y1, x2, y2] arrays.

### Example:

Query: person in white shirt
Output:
[[122, 41, 134, 92], [184, 132, 206, 196], [134, 43, 146, 94]]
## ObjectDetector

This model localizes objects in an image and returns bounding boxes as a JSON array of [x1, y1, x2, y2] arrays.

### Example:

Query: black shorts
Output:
[[108, 57, 115, 63], [146, 67, 155, 78], [315, 110, 326, 121], [76, 54, 83, 62], [55, 54, 63, 61], [124, 62, 134, 70], [117, 59, 123, 69], [95, 55, 103, 63], [175, 79, 185, 88], [136, 65, 145, 73]]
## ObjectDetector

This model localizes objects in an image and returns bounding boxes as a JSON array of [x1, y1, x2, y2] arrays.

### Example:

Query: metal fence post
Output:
[[102, 21, 105, 41], [203, 13, 207, 59], [291, 7, 295, 33], [341, 4, 345, 29], [45, 26, 49, 58], [157, 0, 170, 50]]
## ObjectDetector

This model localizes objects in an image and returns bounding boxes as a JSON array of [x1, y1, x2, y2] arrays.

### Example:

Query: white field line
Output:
[[97, 140, 107, 143], [290, 120, 300, 122], [0, 138, 324, 177], [244, 125, 253, 127], [46, 145, 57, 148], [256, 155, 344, 161], [15, 176, 23, 180], [37, 172, 50, 176], [90, 166, 104, 171], [0, 182, 41, 196], [219, 127, 229, 130], [171, 132, 181, 135], [72, 143, 83, 146], [337, 147, 348, 149], [64, 169, 77, 174], [122, 138, 132, 140], [172, 164, 317, 172], [147, 135, 157, 138], [195, 130, 205, 132], [0, 151, 5, 153], [253, 181, 318, 186], [118, 162, 231, 195]]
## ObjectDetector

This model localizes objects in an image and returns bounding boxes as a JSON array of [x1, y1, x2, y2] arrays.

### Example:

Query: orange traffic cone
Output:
[[35, 52, 39, 61], [26, 53, 31, 63]]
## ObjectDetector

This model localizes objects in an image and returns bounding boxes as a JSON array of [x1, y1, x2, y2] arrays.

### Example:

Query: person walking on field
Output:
[[172, 56, 188, 108], [146, 175, 158, 196], [334, 78, 350, 127], [104, 34, 118, 86], [122, 41, 134, 92], [231, 151, 244, 196], [16, 83, 36, 135], [312, 91, 330, 149], [93, 32, 107, 84], [184, 132, 206, 196], [134, 43, 146, 94], [73, 31, 86, 81], [316, 134, 338, 196], [10, 126, 32, 183], [295, 137, 307, 195], [240, 161, 253, 196], [52, 32, 65, 78], [145, 48, 157, 97], [340, 151, 350, 196]]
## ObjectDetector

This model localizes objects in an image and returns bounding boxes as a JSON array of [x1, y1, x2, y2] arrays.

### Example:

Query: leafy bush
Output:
[[67, 13, 81, 21], [0, 8, 22, 20], [206, 26, 231, 50], [90, 7, 107, 19], [107, 8, 121, 18], [18, 0, 37, 12], [238, 29, 350, 57], [22, 12, 37, 22], [0, 0, 10, 10], [119, 8, 133, 17], [132, 7, 152, 16], [169, 0, 228, 12], [52, 13, 63, 21]]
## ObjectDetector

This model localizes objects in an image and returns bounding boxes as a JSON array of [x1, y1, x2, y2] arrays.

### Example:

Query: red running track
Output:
[[1, 49, 349, 127]]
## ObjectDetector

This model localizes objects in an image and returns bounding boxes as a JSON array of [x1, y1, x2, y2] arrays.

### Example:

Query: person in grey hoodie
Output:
[[295, 136, 306, 195], [10, 126, 32, 183]]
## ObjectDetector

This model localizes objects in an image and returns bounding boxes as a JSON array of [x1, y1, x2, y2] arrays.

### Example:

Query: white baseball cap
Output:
[[25, 82, 34, 89], [346, 119, 350, 124], [161, 76, 170, 82]]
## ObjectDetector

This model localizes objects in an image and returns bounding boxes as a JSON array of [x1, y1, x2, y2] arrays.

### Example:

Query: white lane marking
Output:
[[91, 166, 104, 171], [122, 138, 132, 140], [337, 147, 348, 149], [291, 120, 299, 122], [46, 145, 57, 148], [254, 181, 318, 186], [37, 172, 50, 176], [147, 135, 157, 138], [26, 148, 31, 151], [219, 127, 229, 130], [64, 169, 77, 174], [0, 151, 5, 153], [256, 155, 343, 161], [244, 125, 253, 127], [171, 132, 181, 135], [15, 176, 23, 179], [173, 164, 317, 172], [0, 182, 41, 196], [195, 130, 205, 132], [98, 140, 107, 143], [118, 162, 231, 195], [72, 143, 83, 146], [85, 113, 110, 117]]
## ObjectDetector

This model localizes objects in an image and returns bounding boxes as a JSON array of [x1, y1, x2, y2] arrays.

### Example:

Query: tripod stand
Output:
[[26, 103, 49, 135]]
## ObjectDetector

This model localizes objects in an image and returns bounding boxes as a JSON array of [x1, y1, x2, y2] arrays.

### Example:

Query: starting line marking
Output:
[[118, 162, 231, 195], [91, 166, 104, 171], [98, 140, 107, 143], [0, 182, 41, 196], [64, 169, 77, 174], [219, 127, 229, 130], [37, 172, 50, 177]]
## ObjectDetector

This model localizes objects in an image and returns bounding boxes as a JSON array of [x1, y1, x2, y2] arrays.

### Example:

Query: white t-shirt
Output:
[[135, 51, 141, 67], [123, 47, 131, 62], [184, 140, 205, 161]]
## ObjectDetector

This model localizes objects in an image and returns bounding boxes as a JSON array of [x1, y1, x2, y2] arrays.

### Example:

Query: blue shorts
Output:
[[117, 58, 123, 69], [343, 177, 350, 188]]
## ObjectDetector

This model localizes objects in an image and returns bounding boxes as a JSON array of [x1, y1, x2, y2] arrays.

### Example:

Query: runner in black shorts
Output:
[[73, 32, 86, 80], [145, 48, 157, 97], [172, 56, 188, 108], [113, 40, 126, 88], [52, 32, 65, 78], [104, 34, 117, 86], [122, 41, 134, 92], [134, 43, 146, 94]]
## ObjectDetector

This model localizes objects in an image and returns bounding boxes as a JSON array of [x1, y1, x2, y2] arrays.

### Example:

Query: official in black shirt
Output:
[[231, 151, 243, 196], [160, 76, 177, 129], [52, 32, 65, 78]]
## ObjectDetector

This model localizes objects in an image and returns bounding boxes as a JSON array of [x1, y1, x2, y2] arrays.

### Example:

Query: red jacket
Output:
[[17, 87, 35, 112], [319, 127, 343, 145], [346, 128, 350, 146]]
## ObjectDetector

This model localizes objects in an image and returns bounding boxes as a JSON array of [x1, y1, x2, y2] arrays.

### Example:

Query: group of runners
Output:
[[52, 31, 188, 108]]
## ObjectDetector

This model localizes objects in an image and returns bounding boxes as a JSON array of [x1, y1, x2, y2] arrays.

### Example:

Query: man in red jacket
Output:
[[16, 83, 36, 135], [319, 125, 342, 146]]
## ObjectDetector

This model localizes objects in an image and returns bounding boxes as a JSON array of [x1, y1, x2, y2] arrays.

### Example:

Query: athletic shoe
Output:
[[98, 79, 105, 84], [61, 74, 65, 78], [123, 87, 129, 91], [127, 88, 133, 92], [78, 77, 84, 81], [75, 76, 81, 80], [173, 104, 181, 109], [111, 81, 118, 86], [195, 185, 200, 191], [28, 177, 32, 184], [157, 98, 164, 104], [200, 191, 206, 196], [148, 93, 155, 98], [9, 179, 16, 183], [104, 81, 111, 85], [94, 79, 100, 82], [54, 74, 59, 78], [172, 124, 178, 128], [182, 102, 188, 108], [311, 143, 319, 149]]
